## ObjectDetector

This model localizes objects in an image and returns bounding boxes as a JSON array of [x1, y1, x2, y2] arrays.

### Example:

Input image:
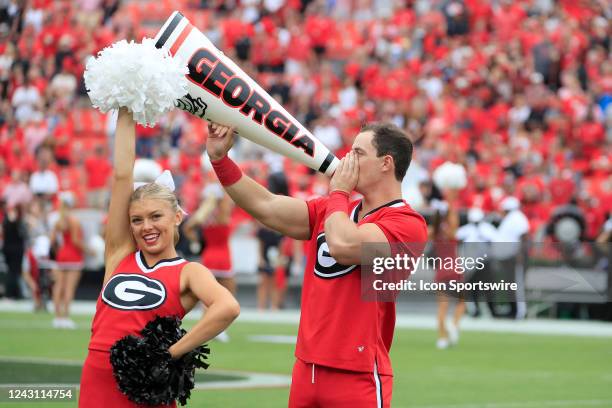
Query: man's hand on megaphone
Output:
[[329, 151, 359, 194], [206, 122, 237, 161]]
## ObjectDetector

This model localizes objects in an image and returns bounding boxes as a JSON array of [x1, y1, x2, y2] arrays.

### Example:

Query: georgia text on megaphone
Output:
[[154, 11, 339, 176]]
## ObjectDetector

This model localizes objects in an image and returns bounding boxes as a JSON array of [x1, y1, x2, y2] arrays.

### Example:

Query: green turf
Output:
[[0, 312, 611, 407], [0, 362, 245, 384]]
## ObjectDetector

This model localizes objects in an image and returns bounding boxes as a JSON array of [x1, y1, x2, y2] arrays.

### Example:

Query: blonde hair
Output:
[[130, 183, 181, 246]]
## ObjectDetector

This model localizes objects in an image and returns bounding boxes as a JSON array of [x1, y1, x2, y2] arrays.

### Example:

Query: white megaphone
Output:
[[154, 11, 339, 176]]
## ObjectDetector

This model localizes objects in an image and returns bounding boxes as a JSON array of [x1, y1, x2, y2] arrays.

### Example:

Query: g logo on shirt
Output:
[[314, 233, 357, 279], [102, 274, 166, 310]]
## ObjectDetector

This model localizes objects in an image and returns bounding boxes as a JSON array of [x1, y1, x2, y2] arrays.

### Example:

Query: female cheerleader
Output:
[[78, 108, 240, 407]]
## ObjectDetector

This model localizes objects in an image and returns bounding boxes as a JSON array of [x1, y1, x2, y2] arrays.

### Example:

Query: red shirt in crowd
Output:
[[84, 155, 112, 190]]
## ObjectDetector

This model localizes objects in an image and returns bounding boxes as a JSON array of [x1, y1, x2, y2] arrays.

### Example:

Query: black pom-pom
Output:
[[171, 344, 211, 405], [141, 316, 186, 349], [110, 334, 173, 405], [109, 316, 211, 406]]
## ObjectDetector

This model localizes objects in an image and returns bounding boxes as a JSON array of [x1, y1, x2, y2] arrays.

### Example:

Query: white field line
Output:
[[2, 300, 612, 337], [0, 356, 291, 390], [407, 400, 612, 408]]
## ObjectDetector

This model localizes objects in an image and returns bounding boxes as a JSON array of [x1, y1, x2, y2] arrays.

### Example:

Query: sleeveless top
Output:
[[88, 251, 188, 352]]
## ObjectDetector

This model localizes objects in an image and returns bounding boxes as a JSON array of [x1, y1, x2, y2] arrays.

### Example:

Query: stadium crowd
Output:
[[0, 0, 610, 302]]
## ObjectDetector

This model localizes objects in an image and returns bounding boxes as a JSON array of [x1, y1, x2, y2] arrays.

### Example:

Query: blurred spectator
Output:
[[0, 0, 607, 248], [456, 207, 497, 317], [1, 203, 27, 300], [273, 236, 300, 310], [84, 145, 111, 209], [430, 192, 465, 349], [0, 43, 16, 100], [442, 0, 469, 37], [48, 58, 77, 103], [29, 145, 58, 200], [50, 191, 84, 329], [101, 0, 120, 25], [2, 169, 32, 208], [490, 196, 530, 320], [184, 181, 235, 342], [11, 75, 42, 123], [21, 198, 50, 311], [50, 112, 73, 166], [23, 114, 47, 155], [338, 78, 359, 111], [135, 124, 159, 159], [269, 76, 291, 106], [312, 113, 342, 153], [256, 171, 288, 310]]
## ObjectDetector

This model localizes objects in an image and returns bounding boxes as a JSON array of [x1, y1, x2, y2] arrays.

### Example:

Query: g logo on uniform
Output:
[[102, 274, 166, 310], [314, 233, 357, 279]]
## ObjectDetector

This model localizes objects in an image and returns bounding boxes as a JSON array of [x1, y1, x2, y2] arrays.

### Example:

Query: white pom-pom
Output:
[[433, 161, 467, 190], [133, 158, 163, 182], [84, 38, 188, 127], [86, 235, 106, 269]]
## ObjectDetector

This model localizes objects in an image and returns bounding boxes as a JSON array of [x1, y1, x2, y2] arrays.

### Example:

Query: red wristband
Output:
[[325, 190, 350, 221], [211, 155, 242, 186]]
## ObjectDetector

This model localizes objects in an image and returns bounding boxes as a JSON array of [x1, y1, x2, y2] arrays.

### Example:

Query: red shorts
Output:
[[288, 358, 393, 408], [79, 350, 176, 408]]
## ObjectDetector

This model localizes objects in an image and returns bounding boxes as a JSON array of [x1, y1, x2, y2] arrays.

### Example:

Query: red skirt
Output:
[[79, 350, 176, 408], [56, 244, 84, 270]]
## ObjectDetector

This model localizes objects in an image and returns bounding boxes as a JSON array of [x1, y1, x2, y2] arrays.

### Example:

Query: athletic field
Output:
[[0, 307, 611, 408]]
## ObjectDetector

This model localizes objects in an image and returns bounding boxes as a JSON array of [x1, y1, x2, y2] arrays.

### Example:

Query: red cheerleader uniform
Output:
[[434, 239, 464, 284], [201, 223, 233, 279], [55, 230, 84, 270], [78, 251, 188, 407]]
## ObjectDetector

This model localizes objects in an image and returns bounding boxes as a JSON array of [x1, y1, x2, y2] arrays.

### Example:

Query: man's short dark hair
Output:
[[361, 123, 413, 181]]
